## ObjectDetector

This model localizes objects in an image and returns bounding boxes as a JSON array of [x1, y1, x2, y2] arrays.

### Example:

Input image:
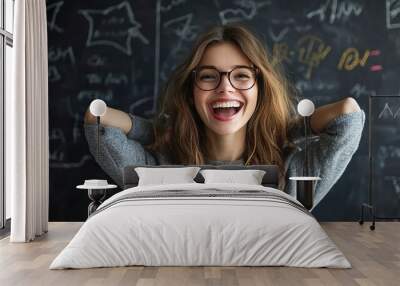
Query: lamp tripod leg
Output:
[[370, 206, 376, 231]]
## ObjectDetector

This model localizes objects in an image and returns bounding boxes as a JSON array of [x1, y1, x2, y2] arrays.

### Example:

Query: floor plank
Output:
[[0, 222, 399, 286]]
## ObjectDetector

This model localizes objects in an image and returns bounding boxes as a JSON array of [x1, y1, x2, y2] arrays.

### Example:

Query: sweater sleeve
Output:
[[126, 114, 155, 145], [84, 123, 158, 186], [287, 110, 366, 207]]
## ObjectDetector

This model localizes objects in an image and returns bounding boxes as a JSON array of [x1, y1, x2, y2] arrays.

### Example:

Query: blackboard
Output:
[[47, 0, 400, 221], [370, 96, 400, 218]]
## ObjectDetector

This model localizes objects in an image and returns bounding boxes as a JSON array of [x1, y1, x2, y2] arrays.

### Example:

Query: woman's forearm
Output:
[[310, 97, 361, 134], [84, 106, 132, 134]]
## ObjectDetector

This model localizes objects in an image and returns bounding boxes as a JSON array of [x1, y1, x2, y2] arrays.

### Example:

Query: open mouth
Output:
[[209, 102, 244, 121]]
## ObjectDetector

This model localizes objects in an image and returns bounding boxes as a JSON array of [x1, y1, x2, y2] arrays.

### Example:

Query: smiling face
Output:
[[193, 42, 258, 136]]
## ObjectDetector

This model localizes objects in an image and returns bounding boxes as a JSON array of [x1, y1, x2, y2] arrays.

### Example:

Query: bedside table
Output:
[[77, 183, 117, 217]]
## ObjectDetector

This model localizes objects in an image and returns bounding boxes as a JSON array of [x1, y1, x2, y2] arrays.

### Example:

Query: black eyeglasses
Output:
[[192, 66, 258, 91]]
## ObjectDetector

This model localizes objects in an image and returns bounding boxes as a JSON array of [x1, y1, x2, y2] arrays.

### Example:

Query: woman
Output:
[[84, 24, 365, 207]]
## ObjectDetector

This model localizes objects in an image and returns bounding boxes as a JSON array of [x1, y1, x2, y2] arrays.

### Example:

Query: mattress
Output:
[[50, 183, 350, 269]]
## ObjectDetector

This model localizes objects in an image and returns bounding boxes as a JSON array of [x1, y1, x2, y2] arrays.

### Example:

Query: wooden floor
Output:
[[0, 222, 399, 286]]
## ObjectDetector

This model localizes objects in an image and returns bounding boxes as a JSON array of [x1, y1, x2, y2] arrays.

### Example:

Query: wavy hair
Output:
[[147, 24, 297, 189]]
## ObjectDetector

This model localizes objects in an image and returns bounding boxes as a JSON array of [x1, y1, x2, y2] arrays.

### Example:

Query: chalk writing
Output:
[[270, 37, 374, 79], [86, 73, 128, 86], [271, 42, 292, 66], [47, 1, 64, 33], [160, 13, 199, 83], [79, 1, 149, 56], [48, 46, 76, 65], [384, 176, 400, 196], [87, 54, 106, 67], [293, 25, 312, 33], [377, 146, 400, 168], [337, 48, 369, 71], [49, 128, 66, 162], [378, 103, 400, 119], [268, 27, 289, 42], [295, 79, 337, 93], [163, 14, 199, 41], [370, 65, 383, 72], [77, 90, 114, 102], [386, 0, 400, 29], [306, 0, 363, 24], [49, 149, 65, 162], [349, 83, 376, 98], [160, 0, 186, 12], [368, 49, 384, 72], [219, 0, 270, 24], [48, 66, 61, 82], [271, 18, 295, 25], [48, 46, 75, 83], [296, 35, 331, 79], [105, 73, 128, 85], [50, 128, 66, 143], [86, 74, 102, 85]]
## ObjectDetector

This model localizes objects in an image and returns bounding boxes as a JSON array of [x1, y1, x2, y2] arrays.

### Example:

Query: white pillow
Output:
[[200, 169, 266, 185], [135, 167, 201, 186]]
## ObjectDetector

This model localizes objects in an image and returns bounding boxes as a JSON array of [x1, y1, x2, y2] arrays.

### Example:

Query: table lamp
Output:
[[76, 99, 117, 217], [297, 99, 315, 177], [289, 99, 321, 210]]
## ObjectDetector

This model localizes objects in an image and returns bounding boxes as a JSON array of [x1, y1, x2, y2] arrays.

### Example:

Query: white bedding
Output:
[[50, 183, 351, 269]]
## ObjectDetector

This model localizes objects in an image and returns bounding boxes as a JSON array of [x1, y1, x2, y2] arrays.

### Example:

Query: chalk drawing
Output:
[[163, 14, 199, 41], [77, 89, 114, 102], [294, 25, 312, 33], [79, 1, 149, 56], [306, 0, 363, 24], [160, 0, 186, 12], [219, 0, 270, 24], [268, 27, 289, 42], [47, 1, 64, 33], [87, 54, 106, 67], [158, 13, 199, 109], [296, 35, 331, 79], [349, 83, 376, 98], [48, 66, 61, 82], [378, 103, 400, 119], [48, 46, 76, 65], [386, 0, 400, 29], [384, 176, 400, 196]]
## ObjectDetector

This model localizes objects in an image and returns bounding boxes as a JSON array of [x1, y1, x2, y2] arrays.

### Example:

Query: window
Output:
[[0, 0, 14, 231]]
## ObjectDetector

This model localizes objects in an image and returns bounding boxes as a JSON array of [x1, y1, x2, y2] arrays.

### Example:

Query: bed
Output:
[[50, 165, 350, 269]]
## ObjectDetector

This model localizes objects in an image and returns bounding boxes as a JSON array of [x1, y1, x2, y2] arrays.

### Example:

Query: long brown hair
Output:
[[148, 24, 297, 189]]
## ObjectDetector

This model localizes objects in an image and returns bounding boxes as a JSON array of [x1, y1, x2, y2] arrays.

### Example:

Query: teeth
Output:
[[212, 101, 241, 109]]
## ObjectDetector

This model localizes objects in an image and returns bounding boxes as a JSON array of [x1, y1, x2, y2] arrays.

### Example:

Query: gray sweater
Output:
[[84, 110, 365, 207]]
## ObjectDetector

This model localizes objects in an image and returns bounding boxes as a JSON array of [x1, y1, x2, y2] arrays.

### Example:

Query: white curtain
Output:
[[7, 0, 49, 242]]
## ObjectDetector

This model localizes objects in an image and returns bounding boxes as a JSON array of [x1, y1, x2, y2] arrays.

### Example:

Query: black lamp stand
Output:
[[303, 116, 310, 177], [359, 95, 376, 230]]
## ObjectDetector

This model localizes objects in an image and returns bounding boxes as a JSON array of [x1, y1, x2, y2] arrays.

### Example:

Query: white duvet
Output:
[[50, 183, 350, 269]]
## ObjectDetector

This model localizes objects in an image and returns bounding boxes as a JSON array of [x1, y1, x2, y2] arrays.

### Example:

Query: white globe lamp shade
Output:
[[297, 99, 315, 117], [90, 99, 107, 117]]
